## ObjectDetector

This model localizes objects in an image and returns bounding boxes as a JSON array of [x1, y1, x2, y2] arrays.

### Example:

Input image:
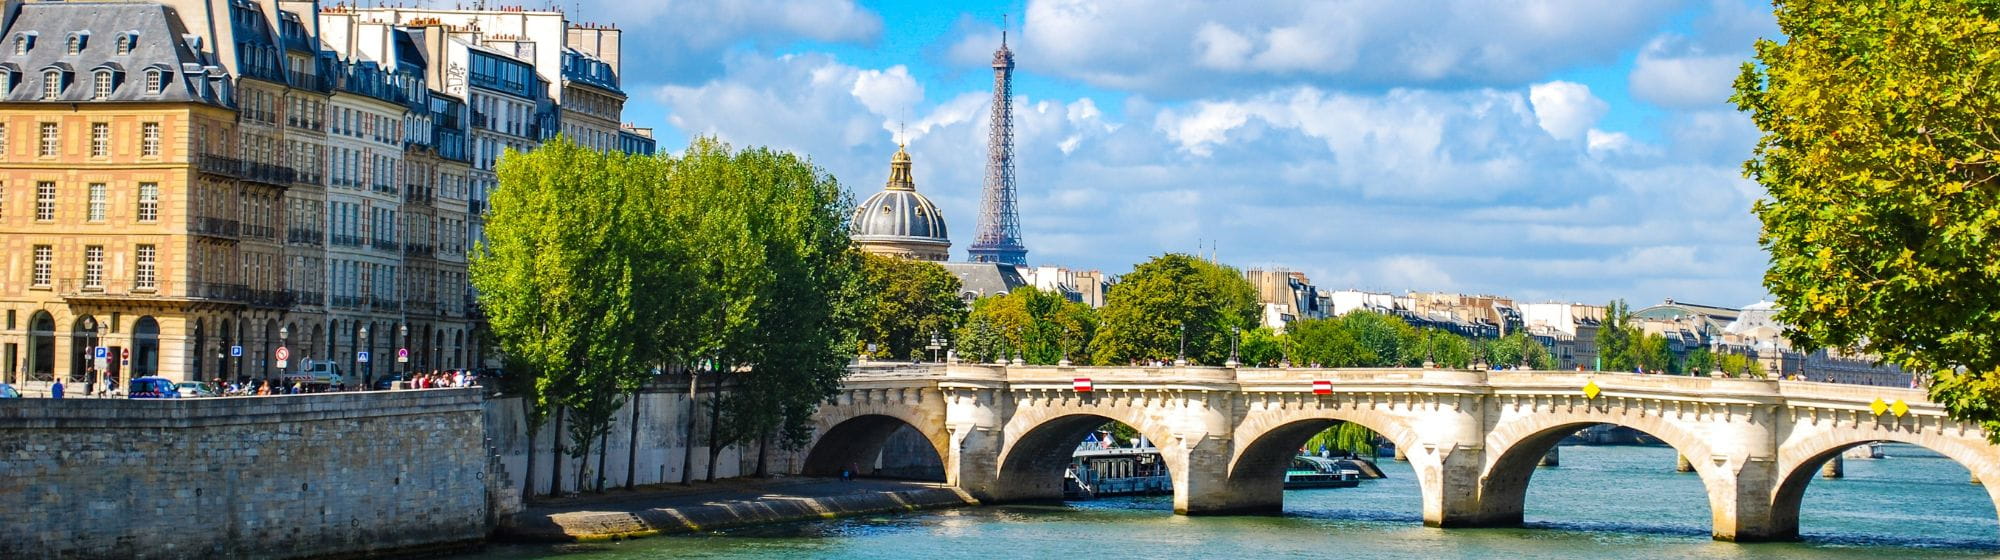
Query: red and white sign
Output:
[[1073, 378, 1094, 392], [1311, 380, 1333, 395], [275, 347, 291, 362]]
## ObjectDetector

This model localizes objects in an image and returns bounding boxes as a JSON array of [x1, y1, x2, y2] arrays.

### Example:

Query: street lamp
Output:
[[359, 325, 372, 389], [399, 323, 409, 380], [1177, 323, 1187, 366], [278, 325, 289, 381], [1228, 326, 1241, 368], [926, 331, 946, 363]]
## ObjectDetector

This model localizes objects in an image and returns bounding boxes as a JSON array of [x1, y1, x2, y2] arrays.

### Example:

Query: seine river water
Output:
[[483, 444, 1997, 559]]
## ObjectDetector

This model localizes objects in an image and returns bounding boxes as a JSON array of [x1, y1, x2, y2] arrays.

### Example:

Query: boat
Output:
[[1065, 434, 1171, 499], [1285, 456, 1362, 489]]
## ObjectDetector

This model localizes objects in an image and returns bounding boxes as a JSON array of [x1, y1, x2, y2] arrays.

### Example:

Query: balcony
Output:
[[242, 224, 278, 241], [372, 183, 400, 196], [247, 289, 294, 309], [404, 243, 435, 258], [242, 161, 298, 185], [330, 295, 362, 310], [57, 277, 164, 302], [329, 234, 363, 248], [197, 154, 242, 177], [371, 238, 400, 252], [404, 299, 438, 316], [289, 290, 324, 307], [370, 297, 402, 313], [405, 188, 434, 207], [287, 228, 324, 246], [187, 281, 249, 302], [191, 217, 241, 238]]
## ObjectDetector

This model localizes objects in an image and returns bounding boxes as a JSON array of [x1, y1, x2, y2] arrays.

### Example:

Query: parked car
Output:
[[175, 381, 219, 398], [372, 374, 406, 391], [127, 377, 181, 399], [0, 383, 20, 398]]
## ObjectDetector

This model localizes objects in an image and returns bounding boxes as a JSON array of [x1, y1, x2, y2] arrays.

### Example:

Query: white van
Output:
[[285, 360, 345, 387]]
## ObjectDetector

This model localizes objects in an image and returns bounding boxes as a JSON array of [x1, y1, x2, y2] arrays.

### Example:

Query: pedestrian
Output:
[[51, 379, 65, 399]]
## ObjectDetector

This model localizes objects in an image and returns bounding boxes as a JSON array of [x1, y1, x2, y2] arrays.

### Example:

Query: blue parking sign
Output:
[[94, 346, 108, 359], [230, 345, 243, 357]]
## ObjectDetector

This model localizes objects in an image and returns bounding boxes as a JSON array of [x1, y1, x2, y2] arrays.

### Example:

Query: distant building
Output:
[[850, 144, 950, 262], [1244, 268, 1326, 331]]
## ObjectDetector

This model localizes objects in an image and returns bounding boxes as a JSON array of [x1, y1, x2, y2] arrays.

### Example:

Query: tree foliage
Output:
[[1093, 254, 1259, 365], [857, 253, 964, 361], [953, 286, 1096, 364], [1733, 0, 2000, 436]]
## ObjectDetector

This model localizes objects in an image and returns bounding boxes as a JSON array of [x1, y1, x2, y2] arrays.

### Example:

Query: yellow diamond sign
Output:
[[1582, 380, 1601, 399], [1870, 397, 1888, 416], [1891, 400, 1909, 417]]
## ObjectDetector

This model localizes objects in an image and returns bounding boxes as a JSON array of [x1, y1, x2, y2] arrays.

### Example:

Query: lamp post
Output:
[[1228, 326, 1241, 367], [926, 331, 945, 363], [399, 323, 409, 381], [359, 325, 372, 389], [277, 325, 289, 381], [1177, 322, 1187, 366], [1424, 329, 1436, 369]]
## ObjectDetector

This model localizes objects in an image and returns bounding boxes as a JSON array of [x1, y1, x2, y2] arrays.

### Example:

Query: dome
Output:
[[852, 144, 951, 261]]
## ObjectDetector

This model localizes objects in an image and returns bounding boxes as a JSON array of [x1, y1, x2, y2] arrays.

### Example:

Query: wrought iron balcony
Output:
[[197, 154, 242, 176], [191, 217, 240, 238], [287, 228, 325, 246], [289, 290, 325, 307], [371, 238, 400, 252]]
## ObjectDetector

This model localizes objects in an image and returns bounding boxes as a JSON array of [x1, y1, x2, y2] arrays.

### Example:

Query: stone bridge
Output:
[[796, 364, 1999, 542]]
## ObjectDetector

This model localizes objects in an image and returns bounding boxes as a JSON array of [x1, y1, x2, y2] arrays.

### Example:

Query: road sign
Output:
[[94, 346, 109, 359], [358, 351, 371, 363], [230, 345, 243, 357], [1073, 378, 1093, 392], [397, 348, 409, 363], [276, 347, 290, 369], [121, 347, 130, 360], [1311, 380, 1332, 395]]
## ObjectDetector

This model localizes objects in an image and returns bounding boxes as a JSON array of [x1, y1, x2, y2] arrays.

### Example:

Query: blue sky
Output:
[[570, 0, 1780, 307]]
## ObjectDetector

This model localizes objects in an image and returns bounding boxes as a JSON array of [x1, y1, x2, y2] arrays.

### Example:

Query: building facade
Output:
[[0, 0, 643, 387]]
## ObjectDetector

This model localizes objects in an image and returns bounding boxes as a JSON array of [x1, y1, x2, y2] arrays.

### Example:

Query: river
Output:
[[479, 444, 1997, 559]]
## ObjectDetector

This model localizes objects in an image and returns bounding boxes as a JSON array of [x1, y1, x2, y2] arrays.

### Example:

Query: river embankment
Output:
[[497, 478, 976, 542]]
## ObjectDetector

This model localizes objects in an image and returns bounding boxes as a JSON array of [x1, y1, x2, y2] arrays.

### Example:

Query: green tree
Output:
[[1685, 347, 1716, 375], [1284, 317, 1363, 367], [1304, 422, 1379, 457], [1239, 326, 1285, 367], [1596, 300, 1637, 372], [953, 287, 1096, 364], [1340, 311, 1417, 366], [1093, 254, 1259, 365], [473, 138, 663, 495], [1716, 353, 1766, 379], [857, 253, 965, 361], [1635, 333, 1673, 374], [1427, 330, 1477, 368], [1733, 0, 2000, 437]]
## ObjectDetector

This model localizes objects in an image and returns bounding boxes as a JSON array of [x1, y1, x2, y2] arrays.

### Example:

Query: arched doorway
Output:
[[309, 322, 324, 365], [191, 318, 205, 381], [262, 319, 279, 380], [801, 415, 947, 481], [70, 315, 101, 383], [216, 317, 233, 381], [131, 317, 160, 377], [453, 330, 464, 369], [27, 311, 55, 381]]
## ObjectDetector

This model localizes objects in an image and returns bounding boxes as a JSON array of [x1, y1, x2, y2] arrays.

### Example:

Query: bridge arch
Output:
[[993, 400, 1186, 506], [1478, 402, 1724, 532], [800, 387, 949, 481], [801, 414, 948, 480], [1224, 405, 1429, 515], [1771, 426, 2000, 540]]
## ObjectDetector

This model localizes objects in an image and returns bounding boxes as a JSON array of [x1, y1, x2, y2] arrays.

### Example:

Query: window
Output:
[[87, 183, 104, 221], [0, 122, 7, 156], [38, 122, 57, 156], [90, 122, 107, 157], [66, 35, 80, 55], [92, 70, 110, 99], [136, 182, 157, 221], [116, 34, 131, 55], [141, 122, 159, 156], [31, 245, 51, 287], [144, 69, 161, 94], [34, 181, 54, 221], [0, 72, 11, 94], [13, 35, 26, 55], [41, 70, 59, 99], [136, 244, 156, 289], [83, 246, 103, 288]]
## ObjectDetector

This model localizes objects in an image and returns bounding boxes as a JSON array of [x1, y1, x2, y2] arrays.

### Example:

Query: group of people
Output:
[[405, 369, 479, 389]]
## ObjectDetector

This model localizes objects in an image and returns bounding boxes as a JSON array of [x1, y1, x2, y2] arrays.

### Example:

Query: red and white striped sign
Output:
[[1074, 378, 1094, 392], [1311, 380, 1333, 394]]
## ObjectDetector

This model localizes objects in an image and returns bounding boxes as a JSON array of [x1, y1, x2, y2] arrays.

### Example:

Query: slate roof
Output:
[[0, 2, 229, 106], [942, 262, 1027, 299]]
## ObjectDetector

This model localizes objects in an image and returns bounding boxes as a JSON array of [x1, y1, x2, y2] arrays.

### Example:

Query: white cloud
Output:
[[1628, 37, 1744, 108], [851, 66, 924, 120], [943, 0, 1680, 96], [1529, 81, 1609, 141]]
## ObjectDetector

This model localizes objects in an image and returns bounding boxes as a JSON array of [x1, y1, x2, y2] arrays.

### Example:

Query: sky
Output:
[[550, 0, 1781, 308]]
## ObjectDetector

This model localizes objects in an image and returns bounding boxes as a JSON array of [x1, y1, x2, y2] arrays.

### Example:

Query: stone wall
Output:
[[0, 389, 490, 560], [484, 377, 765, 497]]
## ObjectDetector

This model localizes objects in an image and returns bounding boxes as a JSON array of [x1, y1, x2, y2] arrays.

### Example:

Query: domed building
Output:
[[852, 144, 952, 261]]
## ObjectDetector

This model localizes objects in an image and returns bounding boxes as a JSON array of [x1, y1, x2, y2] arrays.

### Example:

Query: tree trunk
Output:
[[680, 372, 698, 486], [550, 407, 565, 496], [754, 432, 770, 478], [704, 373, 723, 482], [573, 432, 590, 495], [626, 389, 641, 490], [524, 420, 540, 498], [596, 416, 610, 493]]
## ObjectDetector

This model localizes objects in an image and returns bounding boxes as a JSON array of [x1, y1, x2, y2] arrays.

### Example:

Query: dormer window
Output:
[[42, 69, 61, 99], [14, 33, 32, 55], [92, 70, 111, 99], [145, 68, 165, 94], [116, 33, 133, 55], [66, 32, 88, 55]]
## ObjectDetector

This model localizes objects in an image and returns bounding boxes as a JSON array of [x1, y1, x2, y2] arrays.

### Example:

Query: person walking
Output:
[[51, 379, 64, 399]]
